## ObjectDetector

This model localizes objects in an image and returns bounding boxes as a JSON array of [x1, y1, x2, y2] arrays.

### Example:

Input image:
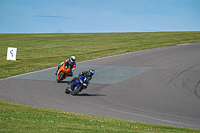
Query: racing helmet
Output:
[[70, 56, 76, 62], [88, 69, 95, 76]]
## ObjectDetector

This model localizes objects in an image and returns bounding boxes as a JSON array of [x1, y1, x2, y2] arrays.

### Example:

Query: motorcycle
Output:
[[65, 76, 89, 96], [57, 62, 71, 83]]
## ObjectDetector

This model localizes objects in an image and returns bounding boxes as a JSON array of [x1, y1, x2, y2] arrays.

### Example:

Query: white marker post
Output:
[[7, 47, 17, 61]]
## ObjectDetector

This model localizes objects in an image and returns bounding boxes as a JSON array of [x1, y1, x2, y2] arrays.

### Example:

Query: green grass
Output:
[[1, 99, 200, 133], [0, 32, 200, 79], [0, 32, 200, 132]]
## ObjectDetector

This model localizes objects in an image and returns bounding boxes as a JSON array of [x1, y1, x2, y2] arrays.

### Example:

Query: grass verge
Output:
[[1, 99, 200, 133]]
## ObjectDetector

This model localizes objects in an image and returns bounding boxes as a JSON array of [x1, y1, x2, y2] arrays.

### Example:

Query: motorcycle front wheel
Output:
[[57, 73, 64, 83], [71, 85, 82, 96]]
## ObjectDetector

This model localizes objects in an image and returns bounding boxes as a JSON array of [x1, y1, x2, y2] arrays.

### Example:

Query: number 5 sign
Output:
[[7, 47, 17, 61]]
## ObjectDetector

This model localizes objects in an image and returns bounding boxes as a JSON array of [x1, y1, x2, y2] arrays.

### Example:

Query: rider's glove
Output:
[[78, 73, 82, 76]]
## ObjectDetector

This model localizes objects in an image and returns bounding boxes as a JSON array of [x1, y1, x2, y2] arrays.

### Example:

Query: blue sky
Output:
[[0, 0, 200, 33]]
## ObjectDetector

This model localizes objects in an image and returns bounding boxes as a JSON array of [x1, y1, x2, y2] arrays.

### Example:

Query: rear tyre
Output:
[[65, 88, 71, 94]]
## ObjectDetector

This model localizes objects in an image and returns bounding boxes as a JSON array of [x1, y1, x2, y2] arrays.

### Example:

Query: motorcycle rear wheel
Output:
[[65, 88, 71, 94]]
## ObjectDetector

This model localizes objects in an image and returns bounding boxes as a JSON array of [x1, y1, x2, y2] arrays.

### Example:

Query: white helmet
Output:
[[70, 56, 76, 62]]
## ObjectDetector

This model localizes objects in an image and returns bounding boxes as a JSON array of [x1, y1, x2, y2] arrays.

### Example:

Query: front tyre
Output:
[[57, 73, 64, 83], [71, 85, 82, 96]]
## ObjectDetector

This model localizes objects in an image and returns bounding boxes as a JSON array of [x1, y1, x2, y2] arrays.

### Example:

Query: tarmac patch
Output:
[[14, 65, 153, 84]]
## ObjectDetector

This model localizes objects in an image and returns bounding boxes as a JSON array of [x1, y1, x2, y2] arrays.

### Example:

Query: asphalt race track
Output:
[[1, 42, 200, 129]]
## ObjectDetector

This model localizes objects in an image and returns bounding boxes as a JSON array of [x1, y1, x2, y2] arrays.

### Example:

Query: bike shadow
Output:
[[75, 93, 106, 96], [58, 81, 70, 83]]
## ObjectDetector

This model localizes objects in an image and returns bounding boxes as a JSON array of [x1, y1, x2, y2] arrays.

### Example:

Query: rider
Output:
[[68, 69, 95, 85], [55, 56, 76, 76]]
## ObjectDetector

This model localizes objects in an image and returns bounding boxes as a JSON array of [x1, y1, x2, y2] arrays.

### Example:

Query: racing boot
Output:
[[68, 70, 73, 77]]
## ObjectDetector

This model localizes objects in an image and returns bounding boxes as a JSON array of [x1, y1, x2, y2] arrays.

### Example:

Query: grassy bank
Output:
[[0, 32, 200, 79], [1, 99, 199, 133]]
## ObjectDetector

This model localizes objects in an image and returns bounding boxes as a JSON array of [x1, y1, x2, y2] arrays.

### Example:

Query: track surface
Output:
[[1, 42, 200, 129]]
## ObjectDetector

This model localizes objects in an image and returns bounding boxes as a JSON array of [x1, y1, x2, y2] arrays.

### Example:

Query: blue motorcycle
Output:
[[65, 76, 89, 96]]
